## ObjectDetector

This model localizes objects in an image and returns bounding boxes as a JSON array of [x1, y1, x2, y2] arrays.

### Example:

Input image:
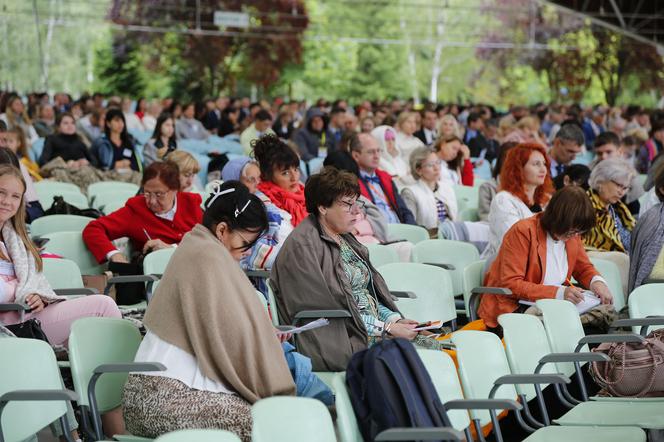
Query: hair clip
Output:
[[206, 181, 251, 218]]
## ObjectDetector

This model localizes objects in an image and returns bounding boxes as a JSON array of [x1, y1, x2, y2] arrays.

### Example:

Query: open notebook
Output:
[[519, 290, 600, 314]]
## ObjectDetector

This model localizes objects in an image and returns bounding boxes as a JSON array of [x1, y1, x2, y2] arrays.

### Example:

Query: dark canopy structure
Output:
[[547, 0, 664, 50]]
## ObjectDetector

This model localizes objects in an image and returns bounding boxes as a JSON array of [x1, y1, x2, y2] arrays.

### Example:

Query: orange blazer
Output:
[[478, 213, 599, 328]]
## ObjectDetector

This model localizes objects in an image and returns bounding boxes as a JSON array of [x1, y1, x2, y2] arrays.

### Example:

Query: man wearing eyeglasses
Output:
[[351, 133, 415, 225]]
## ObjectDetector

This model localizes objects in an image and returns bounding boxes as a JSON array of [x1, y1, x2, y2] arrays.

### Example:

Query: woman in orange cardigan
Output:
[[478, 186, 614, 332]]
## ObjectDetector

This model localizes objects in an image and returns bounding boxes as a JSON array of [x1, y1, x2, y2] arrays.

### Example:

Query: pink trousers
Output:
[[2, 295, 121, 347]]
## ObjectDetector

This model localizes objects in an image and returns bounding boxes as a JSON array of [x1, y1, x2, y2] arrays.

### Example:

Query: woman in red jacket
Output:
[[83, 162, 202, 264]]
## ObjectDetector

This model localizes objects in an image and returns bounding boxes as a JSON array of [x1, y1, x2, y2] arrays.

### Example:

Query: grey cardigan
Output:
[[270, 215, 400, 371], [478, 179, 498, 222]]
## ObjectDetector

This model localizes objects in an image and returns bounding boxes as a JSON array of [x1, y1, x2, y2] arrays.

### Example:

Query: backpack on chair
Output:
[[346, 338, 452, 441]]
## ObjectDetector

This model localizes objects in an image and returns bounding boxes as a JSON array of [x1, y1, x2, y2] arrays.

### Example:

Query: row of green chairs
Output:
[[34, 180, 138, 213]]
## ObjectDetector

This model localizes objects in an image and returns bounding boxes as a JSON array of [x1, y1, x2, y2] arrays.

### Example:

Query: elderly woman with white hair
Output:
[[583, 157, 636, 296]]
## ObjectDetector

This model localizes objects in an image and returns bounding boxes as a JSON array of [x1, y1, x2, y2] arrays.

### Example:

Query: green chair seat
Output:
[[523, 426, 645, 442], [251, 396, 336, 442], [554, 401, 664, 429], [155, 429, 239, 441]]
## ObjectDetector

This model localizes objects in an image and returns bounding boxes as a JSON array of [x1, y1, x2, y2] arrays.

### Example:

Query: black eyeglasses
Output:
[[338, 199, 366, 213]]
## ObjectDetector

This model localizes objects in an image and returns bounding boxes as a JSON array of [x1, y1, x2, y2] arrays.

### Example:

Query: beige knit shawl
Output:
[[144, 224, 295, 403]]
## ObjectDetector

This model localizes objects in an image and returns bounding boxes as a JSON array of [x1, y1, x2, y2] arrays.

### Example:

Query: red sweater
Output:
[[83, 192, 203, 263], [461, 158, 474, 186]]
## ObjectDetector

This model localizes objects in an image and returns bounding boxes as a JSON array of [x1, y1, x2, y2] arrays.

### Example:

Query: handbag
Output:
[[590, 329, 664, 397], [44, 195, 103, 219], [5, 318, 50, 343]]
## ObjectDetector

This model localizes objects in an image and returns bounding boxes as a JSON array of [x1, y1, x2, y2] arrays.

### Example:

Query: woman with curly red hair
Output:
[[481, 143, 554, 261]]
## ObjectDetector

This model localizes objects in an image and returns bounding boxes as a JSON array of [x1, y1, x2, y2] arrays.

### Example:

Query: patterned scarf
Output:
[[257, 180, 308, 227], [584, 189, 635, 252]]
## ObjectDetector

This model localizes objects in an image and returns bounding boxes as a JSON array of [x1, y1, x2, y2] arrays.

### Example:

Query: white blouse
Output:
[[133, 330, 235, 395], [481, 191, 535, 260]]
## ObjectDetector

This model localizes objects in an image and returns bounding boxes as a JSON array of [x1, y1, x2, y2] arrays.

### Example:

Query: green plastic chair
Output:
[[412, 239, 480, 296], [386, 224, 429, 244], [143, 248, 176, 300], [102, 199, 127, 215], [378, 262, 457, 326], [628, 284, 664, 334], [87, 181, 140, 199], [458, 207, 479, 222], [34, 180, 81, 194], [332, 374, 363, 442], [0, 338, 79, 442], [37, 188, 89, 210], [251, 396, 336, 442], [522, 426, 645, 442], [43, 231, 105, 275], [42, 257, 98, 299], [30, 214, 92, 237], [589, 257, 625, 312], [453, 184, 479, 211], [364, 243, 399, 268], [462, 260, 486, 318], [91, 190, 137, 211], [155, 429, 240, 442], [69, 317, 163, 441]]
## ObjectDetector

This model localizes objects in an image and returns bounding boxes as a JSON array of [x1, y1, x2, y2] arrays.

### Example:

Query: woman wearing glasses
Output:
[[270, 167, 445, 372], [583, 157, 636, 297], [82, 162, 203, 265]]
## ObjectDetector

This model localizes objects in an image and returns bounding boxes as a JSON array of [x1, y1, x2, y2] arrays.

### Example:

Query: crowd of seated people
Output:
[[3, 90, 664, 439]]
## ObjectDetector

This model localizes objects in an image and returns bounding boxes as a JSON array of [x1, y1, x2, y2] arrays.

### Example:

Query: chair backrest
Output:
[[416, 349, 471, 432], [91, 189, 137, 211], [30, 214, 92, 237], [453, 184, 480, 211], [364, 243, 399, 268], [412, 239, 480, 296], [332, 373, 364, 442], [589, 257, 625, 311], [536, 299, 587, 376], [462, 260, 485, 317], [87, 181, 140, 199], [37, 189, 89, 209], [101, 199, 126, 215], [0, 338, 71, 442], [251, 396, 336, 442], [498, 313, 558, 401], [458, 207, 479, 222], [68, 317, 142, 410], [629, 284, 664, 333], [266, 280, 280, 326], [378, 262, 457, 324], [43, 258, 85, 289], [451, 330, 518, 426], [43, 231, 104, 275], [155, 429, 240, 442], [386, 224, 429, 244], [143, 247, 176, 275], [31, 137, 45, 162], [308, 157, 325, 176], [34, 180, 80, 194]]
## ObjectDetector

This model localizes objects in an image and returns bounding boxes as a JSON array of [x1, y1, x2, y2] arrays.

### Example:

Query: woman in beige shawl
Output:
[[123, 181, 295, 441]]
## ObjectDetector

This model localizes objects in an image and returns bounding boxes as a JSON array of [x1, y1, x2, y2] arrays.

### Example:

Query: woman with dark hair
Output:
[[82, 162, 202, 264], [253, 134, 308, 227], [477, 141, 517, 221], [90, 108, 142, 172], [123, 181, 296, 441], [218, 106, 240, 137], [271, 167, 445, 372], [39, 112, 94, 167], [478, 186, 613, 332], [433, 134, 474, 186], [481, 143, 555, 261], [143, 112, 178, 166]]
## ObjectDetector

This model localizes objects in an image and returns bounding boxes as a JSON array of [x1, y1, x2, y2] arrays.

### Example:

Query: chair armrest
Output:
[[538, 352, 610, 366], [0, 302, 29, 312], [293, 310, 351, 325], [423, 262, 456, 271], [467, 287, 512, 321], [375, 428, 464, 441], [642, 278, 664, 285], [494, 373, 570, 386], [54, 288, 98, 296], [0, 389, 78, 404], [575, 333, 645, 351], [390, 291, 417, 299], [104, 274, 160, 296], [445, 398, 522, 411], [470, 287, 513, 295], [611, 317, 664, 336], [244, 269, 270, 279], [93, 362, 166, 374]]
